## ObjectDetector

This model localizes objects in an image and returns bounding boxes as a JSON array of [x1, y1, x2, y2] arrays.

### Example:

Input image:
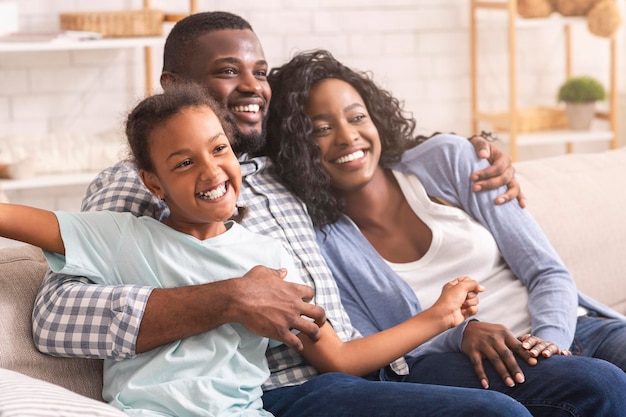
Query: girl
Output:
[[1, 83, 483, 416]]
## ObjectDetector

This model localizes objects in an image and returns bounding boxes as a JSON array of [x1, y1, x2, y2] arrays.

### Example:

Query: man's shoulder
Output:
[[81, 160, 167, 219]]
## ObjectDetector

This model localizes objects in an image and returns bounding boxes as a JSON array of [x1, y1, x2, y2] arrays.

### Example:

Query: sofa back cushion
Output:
[[515, 147, 626, 315], [0, 244, 104, 400]]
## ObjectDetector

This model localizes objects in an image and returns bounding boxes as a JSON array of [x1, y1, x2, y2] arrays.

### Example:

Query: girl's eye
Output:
[[214, 144, 228, 153], [177, 160, 192, 168]]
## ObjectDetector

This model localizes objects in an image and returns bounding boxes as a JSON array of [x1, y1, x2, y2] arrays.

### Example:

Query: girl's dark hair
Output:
[[162, 11, 253, 76], [126, 83, 233, 173], [265, 49, 429, 228]]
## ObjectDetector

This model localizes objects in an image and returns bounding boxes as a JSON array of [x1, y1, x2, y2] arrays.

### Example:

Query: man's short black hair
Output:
[[162, 11, 253, 75]]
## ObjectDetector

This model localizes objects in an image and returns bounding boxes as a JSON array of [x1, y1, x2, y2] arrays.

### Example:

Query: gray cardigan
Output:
[[317, 134, 623, 357]]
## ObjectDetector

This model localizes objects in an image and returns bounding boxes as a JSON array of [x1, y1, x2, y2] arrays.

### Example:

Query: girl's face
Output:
[[306, 78, 381, 192], [141, 106, 242, 239]]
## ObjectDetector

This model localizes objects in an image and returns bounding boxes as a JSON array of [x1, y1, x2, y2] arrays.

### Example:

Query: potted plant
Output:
[[557, 75, 606, 130]]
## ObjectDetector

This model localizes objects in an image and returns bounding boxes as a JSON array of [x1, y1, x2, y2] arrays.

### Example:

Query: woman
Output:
[[265, 49, 626, 417]]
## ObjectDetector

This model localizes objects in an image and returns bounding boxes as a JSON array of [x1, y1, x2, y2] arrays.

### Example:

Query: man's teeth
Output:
[[335, 150, 365, 164], [231, 104, 260, 113], [198, 184, 227, 200]]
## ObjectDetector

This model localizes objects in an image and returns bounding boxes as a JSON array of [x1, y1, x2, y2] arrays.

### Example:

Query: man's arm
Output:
[[33, 161, 325, 359], [467, 133, 526, 208]]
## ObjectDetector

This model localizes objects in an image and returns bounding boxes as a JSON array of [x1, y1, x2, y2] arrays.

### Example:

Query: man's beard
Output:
[[228, 116, 267, 157]]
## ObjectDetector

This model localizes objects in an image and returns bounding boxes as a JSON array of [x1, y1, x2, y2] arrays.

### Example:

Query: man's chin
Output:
[[231, 129, 266, 156]]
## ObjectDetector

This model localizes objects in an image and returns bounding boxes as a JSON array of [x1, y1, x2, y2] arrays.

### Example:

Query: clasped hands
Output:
[[461, 321, 572, 389]]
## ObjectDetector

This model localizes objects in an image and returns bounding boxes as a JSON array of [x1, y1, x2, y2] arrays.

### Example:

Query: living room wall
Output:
[[0, 0, 624, 211]]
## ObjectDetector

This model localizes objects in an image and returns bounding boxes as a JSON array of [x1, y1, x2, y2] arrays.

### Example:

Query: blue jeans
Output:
[[400, 352, 626, 417], [263, 371, 531, 417], [263, 353, 626, 417], [570, 311, 626, 371]]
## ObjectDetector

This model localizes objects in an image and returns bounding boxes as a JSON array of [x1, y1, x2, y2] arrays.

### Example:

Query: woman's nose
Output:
[[335, 122, 359, 146]]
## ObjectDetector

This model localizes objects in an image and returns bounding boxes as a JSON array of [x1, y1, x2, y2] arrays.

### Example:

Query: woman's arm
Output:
[[298, 277, 482, 376]]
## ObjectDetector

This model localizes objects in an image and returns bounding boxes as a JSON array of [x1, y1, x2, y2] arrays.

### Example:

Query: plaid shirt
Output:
[[32, 156, 362, 390]]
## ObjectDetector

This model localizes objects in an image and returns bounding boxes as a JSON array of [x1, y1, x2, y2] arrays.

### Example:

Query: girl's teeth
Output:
[[198, 184, 227, 200], [335, 150, 365, 164]]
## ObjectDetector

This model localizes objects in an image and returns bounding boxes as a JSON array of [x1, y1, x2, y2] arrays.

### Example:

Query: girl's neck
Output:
[[162, 217, 228, 241]]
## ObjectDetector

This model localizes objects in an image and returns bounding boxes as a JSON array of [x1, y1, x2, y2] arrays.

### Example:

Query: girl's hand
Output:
[[432, 277, 485, 329]]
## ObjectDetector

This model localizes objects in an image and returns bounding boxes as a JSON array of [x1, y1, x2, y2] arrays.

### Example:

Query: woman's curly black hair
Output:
[[265, 49, 429, 228]]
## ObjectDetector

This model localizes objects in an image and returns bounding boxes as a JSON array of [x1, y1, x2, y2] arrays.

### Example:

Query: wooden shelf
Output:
[[469, 0, 619, 161]]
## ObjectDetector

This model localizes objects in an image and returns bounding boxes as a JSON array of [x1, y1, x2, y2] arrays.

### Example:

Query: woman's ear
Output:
[[140, 170, 164, 200]]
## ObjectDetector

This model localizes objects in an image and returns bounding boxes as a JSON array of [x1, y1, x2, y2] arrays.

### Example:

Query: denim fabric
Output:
[[571, 311, 626, 372], [398, 352, 626, 417], [263, 372, 531, 417]]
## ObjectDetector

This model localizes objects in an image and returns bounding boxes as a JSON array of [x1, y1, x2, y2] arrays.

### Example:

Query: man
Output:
[[33, 11, 626, 417]]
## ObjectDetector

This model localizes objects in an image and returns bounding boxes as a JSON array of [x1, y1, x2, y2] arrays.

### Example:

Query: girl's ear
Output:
[[140, 170, 164, 200]]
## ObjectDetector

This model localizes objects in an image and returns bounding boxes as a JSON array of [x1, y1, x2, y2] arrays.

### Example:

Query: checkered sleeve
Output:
[[32, 161, 165, 359]]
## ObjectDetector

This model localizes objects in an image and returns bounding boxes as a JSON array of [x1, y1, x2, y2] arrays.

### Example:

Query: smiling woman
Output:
[[263, 48, 626, 417]]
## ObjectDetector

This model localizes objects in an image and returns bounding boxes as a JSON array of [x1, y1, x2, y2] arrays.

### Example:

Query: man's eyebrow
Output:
[[214, 57, 268, 67]]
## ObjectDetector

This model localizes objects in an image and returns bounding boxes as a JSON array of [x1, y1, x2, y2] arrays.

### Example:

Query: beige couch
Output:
[[0, 147, 625, 415]]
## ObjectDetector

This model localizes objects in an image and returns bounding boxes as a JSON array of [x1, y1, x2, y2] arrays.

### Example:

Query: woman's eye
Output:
[[351, 114, 366, 123], [312, 126, 330, 135]]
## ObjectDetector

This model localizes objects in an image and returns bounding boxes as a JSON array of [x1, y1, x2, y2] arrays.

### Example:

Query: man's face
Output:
[[185, 29, 271, 155]]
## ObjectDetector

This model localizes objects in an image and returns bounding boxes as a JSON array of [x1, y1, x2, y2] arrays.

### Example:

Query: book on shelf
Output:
[[0, 30, 102, 43]]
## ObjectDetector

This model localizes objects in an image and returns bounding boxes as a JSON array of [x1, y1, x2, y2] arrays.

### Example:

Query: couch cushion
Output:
[[0, 244, 105, 400], [0, 368, 124, 417], [515, 147, 626, 315]]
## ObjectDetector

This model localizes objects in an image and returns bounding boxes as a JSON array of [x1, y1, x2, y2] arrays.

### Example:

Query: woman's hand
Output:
[[431, 277, 484, 329], [461, 321, 532, 389], [468, 134, 527, 208]]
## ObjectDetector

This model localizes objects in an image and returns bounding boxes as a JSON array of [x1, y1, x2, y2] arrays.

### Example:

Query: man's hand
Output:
[[137, 265, 326, 354], [468, 134, 526, 208], [461, 321, 535, 389], [232, 266, 326, 351]]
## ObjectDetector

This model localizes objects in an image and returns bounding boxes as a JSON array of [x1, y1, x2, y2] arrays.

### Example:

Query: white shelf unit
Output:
[[0, 1, 199, 194], [0, 36, 165, 191], [470, 0, 619, 161]]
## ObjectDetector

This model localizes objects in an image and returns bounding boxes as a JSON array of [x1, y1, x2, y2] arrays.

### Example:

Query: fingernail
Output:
[[481, 379, 489, 389], [516, 373, 525, 384], [506, 377, 515, 387], [474, 184, 482, 191]]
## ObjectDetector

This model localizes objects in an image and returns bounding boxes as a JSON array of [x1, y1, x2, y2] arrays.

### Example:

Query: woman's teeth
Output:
[[334, 150, 365, 164], [198, 184, 227, 200]]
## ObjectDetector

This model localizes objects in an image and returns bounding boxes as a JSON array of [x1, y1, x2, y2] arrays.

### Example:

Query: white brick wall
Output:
[[0, 0, 624, 212]]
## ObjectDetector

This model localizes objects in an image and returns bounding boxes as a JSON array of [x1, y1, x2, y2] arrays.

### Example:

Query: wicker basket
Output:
[[479, 106, 569, 132], [59, 10, 164, 38]]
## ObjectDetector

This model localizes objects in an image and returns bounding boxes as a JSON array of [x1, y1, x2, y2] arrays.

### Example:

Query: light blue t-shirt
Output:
[[45, 211, 302, 417]]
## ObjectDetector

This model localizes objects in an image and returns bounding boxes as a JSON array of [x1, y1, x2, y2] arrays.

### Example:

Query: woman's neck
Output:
[[342, 167, 404, 231]]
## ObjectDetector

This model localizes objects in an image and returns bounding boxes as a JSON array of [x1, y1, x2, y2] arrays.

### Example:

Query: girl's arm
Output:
[[299, 277, 483, 376], [0, 204, 64, 254]]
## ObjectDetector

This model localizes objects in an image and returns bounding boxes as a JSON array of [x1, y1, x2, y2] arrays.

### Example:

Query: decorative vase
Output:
[[565, 102, 596, 130]]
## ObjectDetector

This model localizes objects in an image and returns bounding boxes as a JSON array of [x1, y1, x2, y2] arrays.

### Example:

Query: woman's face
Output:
[[306, 78, 381, 192], [141, 105, 242, 238]]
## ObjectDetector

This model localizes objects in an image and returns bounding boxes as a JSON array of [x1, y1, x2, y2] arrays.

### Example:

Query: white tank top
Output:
[[385, 170, 532, 337]]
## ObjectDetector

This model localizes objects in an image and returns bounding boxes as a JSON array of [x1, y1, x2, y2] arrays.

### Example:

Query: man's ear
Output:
[[140, 169, 164, 200], [160, 71, 182, 91]]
